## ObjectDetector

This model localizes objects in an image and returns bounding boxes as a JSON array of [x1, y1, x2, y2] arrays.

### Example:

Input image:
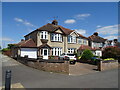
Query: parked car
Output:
[[59, 53, 77, 64]]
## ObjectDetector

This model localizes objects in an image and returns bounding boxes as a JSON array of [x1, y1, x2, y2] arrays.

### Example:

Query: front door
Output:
[[43, 49, 48, 59]]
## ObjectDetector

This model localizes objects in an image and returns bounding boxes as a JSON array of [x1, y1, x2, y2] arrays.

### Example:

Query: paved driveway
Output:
[[1, 54, 119, 88], [69, 62, 98, 75]]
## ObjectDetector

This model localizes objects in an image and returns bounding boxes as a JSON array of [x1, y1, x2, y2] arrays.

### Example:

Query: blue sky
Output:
[[2, 2, 119, 48]]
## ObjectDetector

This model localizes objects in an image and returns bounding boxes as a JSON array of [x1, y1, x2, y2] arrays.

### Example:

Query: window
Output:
[[51, 33, 62, 42], [68, 48, 75, 53], [78, 39, 82, 44], [68, 35, 76, 43], [83, 40, 87, 45], [40, 31, 48, 39], [52, 47, 62, 56]]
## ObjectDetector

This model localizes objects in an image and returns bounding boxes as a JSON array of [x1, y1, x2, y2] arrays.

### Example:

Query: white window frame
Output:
[[51, 33, 62, 42], [52, 47, 62, 56], [68, 35, 76, 43], [67, 48, 75, 54], [40, 31, 48, 39]]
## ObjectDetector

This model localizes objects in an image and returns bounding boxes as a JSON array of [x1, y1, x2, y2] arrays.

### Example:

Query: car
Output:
[[59, 53, 77, 60]]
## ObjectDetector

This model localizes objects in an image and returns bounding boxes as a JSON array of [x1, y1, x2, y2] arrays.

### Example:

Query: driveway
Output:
[[69, 62, 98, 75], [1, 54, 119, 88]]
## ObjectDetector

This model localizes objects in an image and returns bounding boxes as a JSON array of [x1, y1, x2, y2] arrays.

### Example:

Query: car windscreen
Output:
[[67, 54, 75, 56]]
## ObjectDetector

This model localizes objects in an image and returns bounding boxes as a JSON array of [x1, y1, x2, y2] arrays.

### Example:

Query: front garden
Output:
[[76, 46, 120, 65]]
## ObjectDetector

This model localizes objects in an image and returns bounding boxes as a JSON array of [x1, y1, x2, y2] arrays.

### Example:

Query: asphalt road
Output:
[[1, 54, 119, 88]]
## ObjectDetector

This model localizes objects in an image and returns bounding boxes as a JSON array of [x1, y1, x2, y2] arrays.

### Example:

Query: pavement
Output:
[[1, 54, 119, 88]]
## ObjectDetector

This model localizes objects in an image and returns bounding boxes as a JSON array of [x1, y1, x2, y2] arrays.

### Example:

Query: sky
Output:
[[1, 2, 119, 48]]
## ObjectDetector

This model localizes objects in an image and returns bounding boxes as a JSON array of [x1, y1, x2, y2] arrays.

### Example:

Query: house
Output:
[[12, 20, 89, 59], [104, 39, 119, 47], [88, 32, 107, 56]]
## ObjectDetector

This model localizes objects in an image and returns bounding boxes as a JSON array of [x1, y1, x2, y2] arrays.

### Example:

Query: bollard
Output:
[[5, 70, 11, 90], [97, 58, 102, 71]]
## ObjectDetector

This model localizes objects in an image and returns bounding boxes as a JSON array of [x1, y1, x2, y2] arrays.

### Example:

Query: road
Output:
[[1, 54, 119, 88]]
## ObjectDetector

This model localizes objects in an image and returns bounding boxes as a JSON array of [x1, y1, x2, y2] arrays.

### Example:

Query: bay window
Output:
[[52, 47, 62, 56], [40, 31, 48, 39], [51, 33, 62, 42], [68, 35, 76, 43]]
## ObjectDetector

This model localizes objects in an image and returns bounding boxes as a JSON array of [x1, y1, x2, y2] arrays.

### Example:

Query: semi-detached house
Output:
[[11, 20, 105, 59]]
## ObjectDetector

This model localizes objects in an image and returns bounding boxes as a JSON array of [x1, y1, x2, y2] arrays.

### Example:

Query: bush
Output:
[[1, 48, 10, 52], [102, 46, 120, 59], [81, 49, 93, 60]]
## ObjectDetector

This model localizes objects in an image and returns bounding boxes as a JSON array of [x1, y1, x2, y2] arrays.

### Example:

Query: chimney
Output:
[[21, 39, 24, 41], [93, 32, 98, 36], [52, 20, 58, 25]]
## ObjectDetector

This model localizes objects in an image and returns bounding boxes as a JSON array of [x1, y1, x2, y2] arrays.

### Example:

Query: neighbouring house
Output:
[[11, 20, 89, 59], [88, 32, 107, 57], [104, 39, 120, 47]]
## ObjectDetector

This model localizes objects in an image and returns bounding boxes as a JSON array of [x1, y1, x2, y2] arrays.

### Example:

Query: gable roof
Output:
[[77, 33, 88, 39], [24, 20, 88, 39], [15, 39, 36, 48], [24, 22, 75, 37], [88, 34, 107, 43]]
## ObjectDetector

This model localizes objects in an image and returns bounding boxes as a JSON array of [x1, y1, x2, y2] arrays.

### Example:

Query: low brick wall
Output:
[[102, 60, 118, 70], [98, 60, 118, 71], [17, 58, 69, 74]]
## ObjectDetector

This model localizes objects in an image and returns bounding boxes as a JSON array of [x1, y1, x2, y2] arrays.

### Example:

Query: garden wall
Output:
[[17, 58, 69, 74], [100, 60, 118, 71]]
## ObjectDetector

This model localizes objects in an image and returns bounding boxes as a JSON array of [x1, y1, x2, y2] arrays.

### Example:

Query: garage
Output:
[[20, 48, 37, 59]]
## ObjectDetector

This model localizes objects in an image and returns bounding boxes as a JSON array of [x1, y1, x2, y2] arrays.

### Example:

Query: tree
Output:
[[81, 49, 93, 60], [102, 46, 120, 59]]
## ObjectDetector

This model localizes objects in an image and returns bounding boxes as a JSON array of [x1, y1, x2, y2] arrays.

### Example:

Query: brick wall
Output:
[[17, 58, 69, 74]]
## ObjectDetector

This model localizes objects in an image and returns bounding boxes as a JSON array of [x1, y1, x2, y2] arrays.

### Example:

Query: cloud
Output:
[[104, 35, 118, 40], [0, 37, 14, 41], [74, 14, 91, 20], [75, 29, 87, 35], [96, 24, 119, 35], [64, 19, 76, 24], [14, 17, 37, 27], [96, 25, 102, 28], [14, 18, 23, 22]]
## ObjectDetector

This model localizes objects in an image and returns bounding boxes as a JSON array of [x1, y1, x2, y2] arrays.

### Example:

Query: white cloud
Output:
[[96, 25, 102, 28], [0, 37, 14, 41], [96, 24, 119, 35], [14, 18, 23, 22], [74, 14, 91, 20], [75, 29, 86, 35], [64, 19, 76, 24], [104, 35, 118, 40], [14, 17, 36, 27]]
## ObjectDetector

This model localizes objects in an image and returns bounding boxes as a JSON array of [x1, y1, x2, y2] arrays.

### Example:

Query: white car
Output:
[[59, 53, 76, 60]]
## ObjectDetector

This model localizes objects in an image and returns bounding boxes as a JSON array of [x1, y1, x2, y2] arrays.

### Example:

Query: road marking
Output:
[[0, 83, 25, 89]]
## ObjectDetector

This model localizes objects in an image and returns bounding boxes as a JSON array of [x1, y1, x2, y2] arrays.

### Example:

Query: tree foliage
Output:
[[102, 46, 120, 59], [81, 49, 93, 60]]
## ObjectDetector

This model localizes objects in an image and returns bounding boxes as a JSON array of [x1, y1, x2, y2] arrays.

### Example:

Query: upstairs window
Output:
[[68, 35, 76, 43], [78, 39, 82, 44], [83, 39, 87, 45], [51, 33, 62, 42], [40, 31, 48, 39]]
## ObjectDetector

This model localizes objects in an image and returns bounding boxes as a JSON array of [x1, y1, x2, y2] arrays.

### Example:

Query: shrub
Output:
[[81, 49, 93, 60], [1, 48, 10, 52], [102, 46, 120, 59]]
